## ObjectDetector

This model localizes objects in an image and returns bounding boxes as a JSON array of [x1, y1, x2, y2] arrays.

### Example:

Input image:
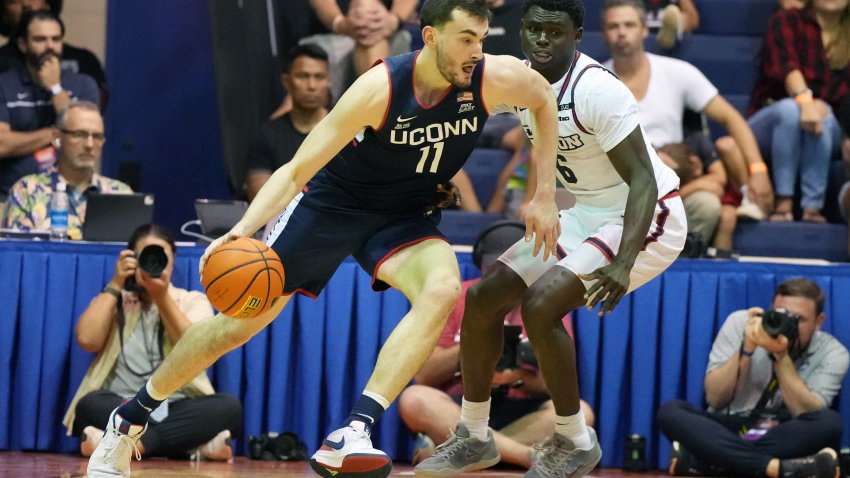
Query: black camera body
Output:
[[761, 309, 800, 345], [495, 325, 537, 371], [124, 244, 168, 292], [248, 432, 307, 461]]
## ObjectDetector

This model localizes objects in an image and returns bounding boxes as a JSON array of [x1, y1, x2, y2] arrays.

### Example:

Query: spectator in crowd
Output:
[[602, 0, 771, 248], [63, 223, 243, 461], [0, 9, 98, 221], [657, 277, 847, 478], [305, 0, 417, 103], [244, 44, 330, 202], [0, 0, 108, 107], [747, 0, 850, 223], [398, 221, 594, 468], [656, 142, 725, 245], [3, 101, 129, 239], [641, 0, 699, 50]]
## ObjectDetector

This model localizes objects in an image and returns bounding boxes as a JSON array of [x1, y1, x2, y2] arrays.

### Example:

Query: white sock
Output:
[[555, 412, 592, 450], [460, 398, 491, 441]]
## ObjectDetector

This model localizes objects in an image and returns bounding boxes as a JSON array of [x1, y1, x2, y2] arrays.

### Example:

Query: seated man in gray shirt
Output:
[[657, 277, 848, 478]]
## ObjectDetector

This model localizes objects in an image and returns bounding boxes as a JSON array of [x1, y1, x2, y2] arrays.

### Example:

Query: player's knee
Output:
[[520, 292, 563, 338], [419, 277, 461, 315]]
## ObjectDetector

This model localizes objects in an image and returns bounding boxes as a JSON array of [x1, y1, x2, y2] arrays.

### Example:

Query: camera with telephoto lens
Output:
[[495, 325, 538, 371], [761, 309, 800, 348], [124, 244, 168, 291]]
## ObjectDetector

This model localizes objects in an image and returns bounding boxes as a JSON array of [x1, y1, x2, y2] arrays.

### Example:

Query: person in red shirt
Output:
[[398, 221, 594, 468], [747, 0, 850, 223]]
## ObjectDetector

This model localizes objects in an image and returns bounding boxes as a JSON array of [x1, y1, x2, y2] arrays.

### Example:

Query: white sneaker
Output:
[[657, 4, 682, 50], [310, 425, 392, 478], [190, 429, 233, 462], [86, 408, 146, 477], [737, 186, 765, 221]]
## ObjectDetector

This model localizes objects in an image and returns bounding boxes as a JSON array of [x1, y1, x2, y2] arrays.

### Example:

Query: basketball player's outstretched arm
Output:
[[581, 126, 657, 313], [481, 54, 560, 261], [199, 66, 391, 273]]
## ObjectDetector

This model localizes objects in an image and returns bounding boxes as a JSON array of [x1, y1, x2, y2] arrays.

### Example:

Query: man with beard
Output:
[[86, 1, 562, 477], [3, 101, 130, 238], [0, 9, 98, 221], [415, 1, 686, 477]]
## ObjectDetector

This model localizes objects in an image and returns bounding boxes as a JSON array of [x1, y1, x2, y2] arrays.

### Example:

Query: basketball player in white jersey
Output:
[[414, 1, 686, 477]]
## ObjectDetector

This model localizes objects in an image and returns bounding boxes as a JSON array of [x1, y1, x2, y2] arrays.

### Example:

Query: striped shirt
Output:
[[706, 310, 849, 415]]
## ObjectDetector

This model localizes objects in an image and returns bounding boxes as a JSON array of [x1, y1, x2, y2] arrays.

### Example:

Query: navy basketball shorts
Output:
[[263, 193, 447, 298]]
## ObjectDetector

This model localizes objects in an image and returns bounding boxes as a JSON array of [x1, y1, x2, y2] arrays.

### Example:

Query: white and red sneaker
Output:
[[86, 408, 147, 477], [310, 426, 392, 478]]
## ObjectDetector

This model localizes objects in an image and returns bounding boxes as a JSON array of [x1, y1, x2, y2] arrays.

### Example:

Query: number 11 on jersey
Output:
[[415, 142, 445, 173]]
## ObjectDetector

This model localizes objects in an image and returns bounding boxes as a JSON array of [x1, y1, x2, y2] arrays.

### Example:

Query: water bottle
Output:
[[50, 182, 69, 240], [623, 433, 647, 471]]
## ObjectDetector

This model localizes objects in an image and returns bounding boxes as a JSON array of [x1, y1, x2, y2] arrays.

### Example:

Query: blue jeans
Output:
[[747, 98, 843, 209]]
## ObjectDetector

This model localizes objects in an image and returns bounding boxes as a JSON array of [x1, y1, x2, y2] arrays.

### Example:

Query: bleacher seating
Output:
[[733, 221, 848, 262], [462, 147, 512, 206], [438, 210, 505, 245]]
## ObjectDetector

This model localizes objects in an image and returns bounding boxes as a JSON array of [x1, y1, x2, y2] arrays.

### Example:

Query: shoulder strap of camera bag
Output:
[[748, 371, 779, 419]]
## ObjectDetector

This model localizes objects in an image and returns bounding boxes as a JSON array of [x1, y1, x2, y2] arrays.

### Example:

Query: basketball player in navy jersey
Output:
[[415, 1, 687, 477], [86, 1, 563, 477]]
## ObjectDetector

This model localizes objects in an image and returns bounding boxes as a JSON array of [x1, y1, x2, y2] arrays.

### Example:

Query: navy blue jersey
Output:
[[300, 51, 489, 214]]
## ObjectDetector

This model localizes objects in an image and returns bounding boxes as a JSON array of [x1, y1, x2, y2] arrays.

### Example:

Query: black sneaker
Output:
[[669, 441, 718, 476], [780, 448, 839, 478]]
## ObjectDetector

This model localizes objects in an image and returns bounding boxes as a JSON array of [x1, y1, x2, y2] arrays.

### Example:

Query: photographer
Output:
[[62, 224, 242, 461], [657, 278, 848, 478], [398, 221, 594, 468]]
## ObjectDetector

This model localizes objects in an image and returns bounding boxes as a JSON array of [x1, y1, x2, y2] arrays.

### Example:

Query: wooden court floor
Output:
[[0, 452, 673, 478]]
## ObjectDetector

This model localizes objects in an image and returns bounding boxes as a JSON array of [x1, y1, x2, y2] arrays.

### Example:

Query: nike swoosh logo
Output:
[[397, 115, 418, 122], [136, 399, 154, 412], [16, 93, 27, 100], [323, 437, 345, 450]]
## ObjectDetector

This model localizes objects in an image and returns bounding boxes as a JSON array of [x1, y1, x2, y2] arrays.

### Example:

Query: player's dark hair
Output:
[[775, 277, 825, 316], [284, 43, 329, 72], [128, 223, 176, 255], [18, 9, 65, 40], [601, 0, 646, 25], [420, 0, 491, 30], [522, 0, 585, 29]]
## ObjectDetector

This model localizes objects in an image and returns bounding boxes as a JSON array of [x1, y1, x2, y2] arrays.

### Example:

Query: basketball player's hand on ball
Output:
[[579, 261, 631, 316], [523, 196, 560, 261], [112, 249, 138, 289], [199, 230, 245, 277]]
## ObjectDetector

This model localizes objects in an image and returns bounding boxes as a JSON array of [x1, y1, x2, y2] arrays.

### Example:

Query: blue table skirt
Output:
[[0, 240, 848, 468]]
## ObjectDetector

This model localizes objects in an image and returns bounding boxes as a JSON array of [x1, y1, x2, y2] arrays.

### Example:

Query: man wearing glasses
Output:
[[0, 9, 99, 222], [3, 101, 130, 239]]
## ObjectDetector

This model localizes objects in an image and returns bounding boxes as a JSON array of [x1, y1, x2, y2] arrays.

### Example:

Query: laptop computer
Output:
[[82, 193, 155, 242], [194, 199, 248, 238]]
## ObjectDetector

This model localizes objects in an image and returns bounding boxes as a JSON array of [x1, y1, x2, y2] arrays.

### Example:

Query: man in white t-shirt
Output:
[[415, 1, 686, 477], [601, 0, 774, 250]]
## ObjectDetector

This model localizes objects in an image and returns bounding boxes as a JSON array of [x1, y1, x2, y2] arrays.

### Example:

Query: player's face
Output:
[[602, 5, 648, 58], [284, 55, 329, 111], [432, 9, 487, 88], [520, 6, 580, 74], [57, 108, 105, 173], [771, 294, 823, 352]]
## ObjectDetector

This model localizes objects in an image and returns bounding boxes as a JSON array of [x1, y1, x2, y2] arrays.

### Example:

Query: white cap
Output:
[[56, 182, 66, 192]]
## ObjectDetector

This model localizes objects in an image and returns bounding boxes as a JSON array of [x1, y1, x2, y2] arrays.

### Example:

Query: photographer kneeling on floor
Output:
[[658, 277, 848, 478]]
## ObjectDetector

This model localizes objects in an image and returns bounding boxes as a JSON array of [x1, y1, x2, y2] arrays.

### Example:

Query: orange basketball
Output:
[[202, 237, 285, 319]]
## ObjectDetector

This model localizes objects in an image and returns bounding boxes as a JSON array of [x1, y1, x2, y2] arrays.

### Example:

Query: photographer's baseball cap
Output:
[[472, 220, 526, 271]]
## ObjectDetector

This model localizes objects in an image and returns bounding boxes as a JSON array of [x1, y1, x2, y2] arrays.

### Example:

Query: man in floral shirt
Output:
[[3, 100, 130, 239]]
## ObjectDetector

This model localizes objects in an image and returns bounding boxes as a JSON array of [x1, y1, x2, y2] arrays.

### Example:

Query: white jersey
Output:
[[500, 52, 679, 210]]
